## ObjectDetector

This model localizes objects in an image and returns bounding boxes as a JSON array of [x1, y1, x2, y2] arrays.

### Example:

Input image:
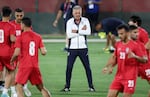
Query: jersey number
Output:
[[128, 80, 134, 88], [0, 29, 4, 43], [145, 69, 150, 76], [29, 41, 35, 56], [120, 52, 125, 59]]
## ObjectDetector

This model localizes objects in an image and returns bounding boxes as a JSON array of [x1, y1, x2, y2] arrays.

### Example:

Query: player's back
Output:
[[19, 30, 42, 68], [0, 21, 15, 56], [138, 27, 149, 44]]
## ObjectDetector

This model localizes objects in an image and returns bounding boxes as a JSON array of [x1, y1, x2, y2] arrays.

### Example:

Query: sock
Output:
[[2, 88, 8, 94], [11, 86, 16, 93], [24, 84, 28, 89]]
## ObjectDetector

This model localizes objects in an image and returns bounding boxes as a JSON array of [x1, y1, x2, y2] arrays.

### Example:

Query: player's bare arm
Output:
[[102, 54, 117, 74], [10, 48, 20, 64], [40, 47, 47, 56], [10, 34, 16, 42], [128, 51, 148, 63], [145, 40, 150, 50]]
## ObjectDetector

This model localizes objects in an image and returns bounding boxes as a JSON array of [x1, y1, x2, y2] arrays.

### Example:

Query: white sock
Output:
[[11, 86, 16, 93], [24, 84, 28, 89], [2, 88, 8, 94]]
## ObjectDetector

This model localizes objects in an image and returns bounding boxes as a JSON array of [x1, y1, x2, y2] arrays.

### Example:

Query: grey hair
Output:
[[73, 5, 82, 10]]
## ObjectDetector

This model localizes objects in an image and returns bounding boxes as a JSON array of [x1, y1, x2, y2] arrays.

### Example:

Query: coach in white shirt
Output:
[[61, 5, 95, 92]]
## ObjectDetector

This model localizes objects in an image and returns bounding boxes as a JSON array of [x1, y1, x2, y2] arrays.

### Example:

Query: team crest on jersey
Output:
[[126, 47, 129, 53]]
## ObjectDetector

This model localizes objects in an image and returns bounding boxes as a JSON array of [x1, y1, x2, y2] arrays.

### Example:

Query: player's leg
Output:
[[104, 34, 111, 50], [107, 89, 119, 97], [148, 90, 150, 97], [23, 83, 31, 97], [110, 34, 116, 48], [36, 84, 51, 97], [10, 70, 17, 97], [62, 49, 78, 91], [30, 68, 51, 97], [16, 83, 24, 97], [2, 70, 14, 97], [15, 67, 31, 97], [109, 34, 116, 53], [0, 65, 5, 91], [78, 49, 95, 91], [122, 93, 132, 97], [146, 80, 150, 97]]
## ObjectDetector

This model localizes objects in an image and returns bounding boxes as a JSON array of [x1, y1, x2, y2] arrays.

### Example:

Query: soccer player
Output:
[[102, 24, 147, 97], [95, 17, 125, 52], [10, 8, 31, 97], [0, 6, 16, 97], [128, 15, 149, 45], [129, 25, 150, 97], [10, 17, 51, 97]]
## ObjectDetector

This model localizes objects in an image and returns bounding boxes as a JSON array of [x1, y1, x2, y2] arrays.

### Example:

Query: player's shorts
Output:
[[138, 63, 150, 81], [110, 78, 136, 94], [0, 56, 15, 71], [16, 67, 43, 85]]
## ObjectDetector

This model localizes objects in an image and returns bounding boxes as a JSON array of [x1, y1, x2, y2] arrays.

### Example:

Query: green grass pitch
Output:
[[28, 42, 149, 97]]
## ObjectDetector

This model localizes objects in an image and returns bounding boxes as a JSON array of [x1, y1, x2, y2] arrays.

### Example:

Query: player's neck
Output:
[[2, 17, 10, 22], [23, 27, 32, 32], [123, 37, 130, 44], [15, 20, 21, 24]]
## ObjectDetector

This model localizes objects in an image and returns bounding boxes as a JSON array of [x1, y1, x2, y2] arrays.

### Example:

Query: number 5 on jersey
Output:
[[29, 41, 35, 56]]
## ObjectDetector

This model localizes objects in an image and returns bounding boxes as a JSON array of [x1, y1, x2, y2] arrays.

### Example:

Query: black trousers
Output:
[[65, 48, 94, 88]]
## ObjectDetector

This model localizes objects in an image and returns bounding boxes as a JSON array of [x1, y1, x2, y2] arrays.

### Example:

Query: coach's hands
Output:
[[82, 25, 87, 30], [72, 30, 78, 33]]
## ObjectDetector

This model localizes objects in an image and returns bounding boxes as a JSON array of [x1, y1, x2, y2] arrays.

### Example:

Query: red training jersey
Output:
[[10, 20, 21, 37], [114, 40, 144, 79], [138, 27, 149, 45], [0, 21, 16, 56], [14, 30, 44, 68]]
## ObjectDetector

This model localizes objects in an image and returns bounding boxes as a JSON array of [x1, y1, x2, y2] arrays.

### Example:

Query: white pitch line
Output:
[[43, 39, 107, 43]]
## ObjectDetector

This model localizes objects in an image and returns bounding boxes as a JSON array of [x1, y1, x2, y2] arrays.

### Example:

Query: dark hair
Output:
[[129, 15, 142, 26], [117, 24, 129, 32], [15, 8, 23, 12], [22, 17, 32, 27], [2, 6, 12, 17], [129, 25, 138, 31]]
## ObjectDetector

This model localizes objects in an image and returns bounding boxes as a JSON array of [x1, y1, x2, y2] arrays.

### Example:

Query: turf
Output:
[[28, 42, 149, 97]]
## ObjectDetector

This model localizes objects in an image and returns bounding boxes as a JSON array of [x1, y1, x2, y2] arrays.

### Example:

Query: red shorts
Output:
[[138, 64, 150, 81], [16, 67, 43, 85], [110, 78, 136, 94], [0, 56, 15, 71]]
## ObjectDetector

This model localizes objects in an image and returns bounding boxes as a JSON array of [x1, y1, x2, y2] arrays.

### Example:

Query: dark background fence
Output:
[[0, 0, 150, 34]]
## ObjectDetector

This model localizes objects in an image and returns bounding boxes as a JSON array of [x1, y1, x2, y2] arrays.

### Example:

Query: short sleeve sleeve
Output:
[[39, 36, 44, 48], [14, 36, 21, 48], [10, 24, 16, 35], [60, 3, 64, 11]]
